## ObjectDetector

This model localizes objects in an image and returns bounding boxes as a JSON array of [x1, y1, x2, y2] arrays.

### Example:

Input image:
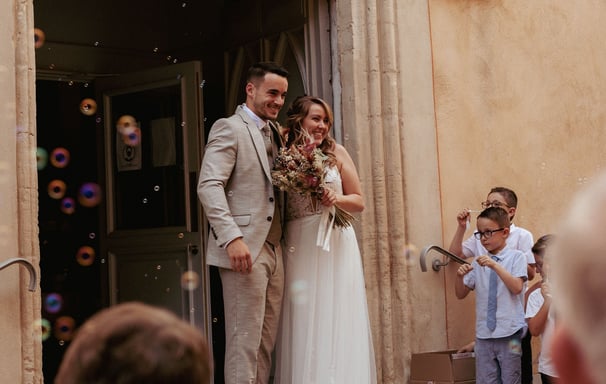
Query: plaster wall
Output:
[[0, 2, 24, 382], [429, 0, 606, 349], [335, 0, 606, 382], [333, 1, 445, 382], [0, 0, 41, 383]]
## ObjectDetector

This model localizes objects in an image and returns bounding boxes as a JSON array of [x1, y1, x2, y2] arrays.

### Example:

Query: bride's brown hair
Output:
[[284, 96, 337, 166]]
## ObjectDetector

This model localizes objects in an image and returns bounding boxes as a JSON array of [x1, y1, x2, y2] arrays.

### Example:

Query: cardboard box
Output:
[[411, 349, 475, 383]]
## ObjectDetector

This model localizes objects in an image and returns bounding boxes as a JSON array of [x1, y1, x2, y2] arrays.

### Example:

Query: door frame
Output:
[[95, 61, 211, 337]]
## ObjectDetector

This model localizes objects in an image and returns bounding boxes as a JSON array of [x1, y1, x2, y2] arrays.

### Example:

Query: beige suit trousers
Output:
[[220, 242, 284, 384]]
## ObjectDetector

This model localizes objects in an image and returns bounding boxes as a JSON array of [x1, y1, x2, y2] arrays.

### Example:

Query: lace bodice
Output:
[[286, 166, 342, 220]]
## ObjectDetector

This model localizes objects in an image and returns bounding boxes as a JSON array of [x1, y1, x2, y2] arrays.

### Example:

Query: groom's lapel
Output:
[[238, 110, 271, 175]]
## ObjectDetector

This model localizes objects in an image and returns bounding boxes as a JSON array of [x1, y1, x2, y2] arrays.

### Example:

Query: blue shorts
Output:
[[475, 328, 524, 384]]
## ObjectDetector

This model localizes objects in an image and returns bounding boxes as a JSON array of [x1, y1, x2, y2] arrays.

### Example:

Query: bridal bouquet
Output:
[[271, 143, 355, 229]]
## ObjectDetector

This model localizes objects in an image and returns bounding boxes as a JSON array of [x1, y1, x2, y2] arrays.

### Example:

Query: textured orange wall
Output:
[[429, 0, 606, 349]]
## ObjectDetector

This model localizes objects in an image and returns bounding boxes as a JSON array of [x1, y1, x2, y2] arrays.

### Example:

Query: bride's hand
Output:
[[320, 187, 337, 207]]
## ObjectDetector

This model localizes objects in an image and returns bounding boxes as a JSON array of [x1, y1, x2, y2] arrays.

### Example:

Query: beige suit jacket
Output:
[[197, 105, 280, 269]]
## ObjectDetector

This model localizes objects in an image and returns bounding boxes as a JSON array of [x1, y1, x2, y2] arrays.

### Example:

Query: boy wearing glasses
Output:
[[449, 186, 536, 280], [451, 187, 536, 383], [455, 207, 528, 384]]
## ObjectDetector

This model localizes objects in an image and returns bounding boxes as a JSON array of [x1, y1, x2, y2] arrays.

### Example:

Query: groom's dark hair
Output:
[[247, 62, 289, 84]]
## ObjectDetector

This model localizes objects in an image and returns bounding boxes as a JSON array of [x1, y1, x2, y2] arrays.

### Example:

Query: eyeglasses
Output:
[[481, 200, 510, 209], [473, 228, 505, 240]]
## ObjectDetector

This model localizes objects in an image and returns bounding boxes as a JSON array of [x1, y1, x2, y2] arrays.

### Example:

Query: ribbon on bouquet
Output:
[[316, 205, 336, 251]]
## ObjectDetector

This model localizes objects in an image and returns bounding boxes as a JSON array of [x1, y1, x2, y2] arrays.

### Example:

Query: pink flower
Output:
[[306, 175, 319, 188]]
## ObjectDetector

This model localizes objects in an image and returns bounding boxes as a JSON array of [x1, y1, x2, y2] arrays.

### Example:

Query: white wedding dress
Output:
[[274, 166, 377, 384]]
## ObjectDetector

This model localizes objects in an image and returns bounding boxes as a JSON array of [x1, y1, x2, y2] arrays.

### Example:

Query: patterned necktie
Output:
[[261, 123, 274, 167], [486, 255, 499, 331]]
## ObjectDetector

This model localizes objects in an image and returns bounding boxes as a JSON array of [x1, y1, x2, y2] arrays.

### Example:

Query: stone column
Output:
[[1, 0, 42, 382], [332, 1, 444, 382]]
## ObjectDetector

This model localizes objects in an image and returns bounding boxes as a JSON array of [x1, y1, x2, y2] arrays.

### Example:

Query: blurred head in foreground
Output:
[[55, 302, 211, 384], [550, 172, 606, 384]]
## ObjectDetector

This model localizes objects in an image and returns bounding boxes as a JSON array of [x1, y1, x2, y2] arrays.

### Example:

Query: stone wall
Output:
[[334, 0, 606, 382], [0, 0, 42, 383]]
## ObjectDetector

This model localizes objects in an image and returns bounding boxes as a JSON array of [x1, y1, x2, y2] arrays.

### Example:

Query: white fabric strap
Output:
[[316, 205, 336, 251]]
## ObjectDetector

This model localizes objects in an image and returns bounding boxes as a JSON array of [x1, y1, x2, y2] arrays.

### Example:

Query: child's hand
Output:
[[476, 255, 496, 269], [456, 209, 471, 228], [457, 263, 473, 277]]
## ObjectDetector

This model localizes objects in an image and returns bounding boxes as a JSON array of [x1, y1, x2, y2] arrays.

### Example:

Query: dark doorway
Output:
[[36, 79, 102, 381]]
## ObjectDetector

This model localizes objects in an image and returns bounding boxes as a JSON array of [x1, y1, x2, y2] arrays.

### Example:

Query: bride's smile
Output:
[[302, 104, 330, 145]]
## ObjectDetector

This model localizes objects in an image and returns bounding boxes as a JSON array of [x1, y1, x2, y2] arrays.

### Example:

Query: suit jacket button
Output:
[[266, 216, 272, 221], [269, 197, 274, 202]]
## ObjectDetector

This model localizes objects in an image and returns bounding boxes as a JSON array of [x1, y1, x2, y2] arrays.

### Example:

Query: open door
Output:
[[95, 61, 209, 335]]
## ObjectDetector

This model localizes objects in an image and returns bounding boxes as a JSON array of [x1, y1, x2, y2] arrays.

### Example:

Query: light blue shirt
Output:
[[242, 104, 266, 129], [463, 246, 528, 339]]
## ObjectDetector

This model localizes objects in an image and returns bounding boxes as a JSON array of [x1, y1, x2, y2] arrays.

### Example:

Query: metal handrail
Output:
[[0, 258, 37, 292], [419, 245, 470, 272]]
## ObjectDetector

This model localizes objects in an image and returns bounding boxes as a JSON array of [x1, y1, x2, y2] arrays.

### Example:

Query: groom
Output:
[[197, 62, 288, 384]]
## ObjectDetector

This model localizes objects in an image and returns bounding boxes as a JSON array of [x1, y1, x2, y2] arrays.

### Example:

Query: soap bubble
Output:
[[34, 28, 45, 49], [181, 271, 200, 291], [54, 316, 76, 341], [404, 243, 419, 267], [36, 147, 48, 170], [78, 182, 102, 207], [44, 293, 63, 314], [116, 115, 137, 129], [116, 115, 141, 145], [76, 246, 95, 266], [34, 318, 52, 341], [124, 128, 141, 146], [79, 98, 97, 116], [509, 338, 522, 354], [60, 197, 76, 215], [289, 279, 308, 305], [50, 147, 70, 168], [48, 179, 67, 199]]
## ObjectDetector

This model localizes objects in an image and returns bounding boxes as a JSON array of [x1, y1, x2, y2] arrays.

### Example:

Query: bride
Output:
[[274, 96, 376, 384]]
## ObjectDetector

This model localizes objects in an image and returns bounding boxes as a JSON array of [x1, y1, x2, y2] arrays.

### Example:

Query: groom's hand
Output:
[[226, 238, 252, 274]]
